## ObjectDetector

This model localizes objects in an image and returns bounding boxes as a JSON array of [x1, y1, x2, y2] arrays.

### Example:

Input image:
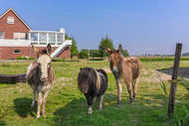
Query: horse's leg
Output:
[[116, 79, 122, 106], [31, 89, 36, 109], [42, 90, 49, 117], [132, 79, 137, 101], [37, 92, 42, 118], [85, 95, 94, 115], [98, 95, 104, 110]]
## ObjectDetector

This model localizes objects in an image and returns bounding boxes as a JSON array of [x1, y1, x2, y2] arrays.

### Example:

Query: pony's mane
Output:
[[78, 67, 100, 92]]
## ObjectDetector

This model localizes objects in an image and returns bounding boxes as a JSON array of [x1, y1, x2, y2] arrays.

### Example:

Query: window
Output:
[[39, 32, 47, 44], [48, 33, 55, 45], [0, 32, 4, 39], [7, 16, 14, 24], [31, 32, 38, 42], [14, 32, 26, 40], [57, 33, 63, 44], [13, 49, 21, 54]]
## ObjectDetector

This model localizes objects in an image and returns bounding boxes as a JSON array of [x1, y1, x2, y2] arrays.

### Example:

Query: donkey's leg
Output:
[[31, 89, 36, 108], [132, 79, 137, 101], [116, 80, 122, 106], [42, 90, 49, 117], [37, 92, 42, 118], [126, 82, 133, 103], [98, 95, 104, 110]]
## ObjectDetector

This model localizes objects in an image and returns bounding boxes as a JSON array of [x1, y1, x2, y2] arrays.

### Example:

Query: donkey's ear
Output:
[[106, 48, 112, 54], [118, 44, 123, 52]]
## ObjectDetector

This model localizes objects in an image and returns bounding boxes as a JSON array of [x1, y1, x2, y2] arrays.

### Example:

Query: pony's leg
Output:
[[37, 92, 42, 118], [31, 89, 36, 108], [42, 90, 49, 117], [132, 79, 137, 101], [99, 95, 104, 110], [116, 80, 122, 106], [86, 95, 94, 114]]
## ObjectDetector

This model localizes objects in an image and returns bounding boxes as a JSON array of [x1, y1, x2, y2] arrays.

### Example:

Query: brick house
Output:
[[0, 8, 72, 59]]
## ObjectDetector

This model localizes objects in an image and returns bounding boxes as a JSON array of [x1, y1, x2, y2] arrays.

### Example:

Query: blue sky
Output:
[[1, 0, 189, 55]]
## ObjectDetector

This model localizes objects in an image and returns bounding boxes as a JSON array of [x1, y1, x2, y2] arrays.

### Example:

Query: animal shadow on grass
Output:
[[0, 120, 6, 126], [157, 67, 189, 79], [14, 98, 37, 118], [53, 94, 117, 125]]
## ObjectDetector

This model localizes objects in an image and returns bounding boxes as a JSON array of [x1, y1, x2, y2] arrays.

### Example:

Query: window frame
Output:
[[0, 32, 4, 39], [13, 32, 27, 40], [7, 16, 14, 24], [13, 49, 21, 54]]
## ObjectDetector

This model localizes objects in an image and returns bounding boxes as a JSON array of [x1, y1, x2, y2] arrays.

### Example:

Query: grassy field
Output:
[[0, 60, 189, 126]]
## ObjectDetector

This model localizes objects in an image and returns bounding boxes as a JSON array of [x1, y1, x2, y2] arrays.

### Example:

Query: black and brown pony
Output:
[[26, 53, 55, 118], [78, 67, 108, 114], [106, 44, 142, 105]]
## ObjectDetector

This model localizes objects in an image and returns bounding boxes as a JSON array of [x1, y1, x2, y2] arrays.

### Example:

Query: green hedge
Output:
[[140, 57, 189, 62]]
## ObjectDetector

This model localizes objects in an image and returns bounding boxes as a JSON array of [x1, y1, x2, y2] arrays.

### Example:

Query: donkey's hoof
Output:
[[36, 115, 40, 118], [129, 99, 134, 104], [99, 107, 102, 110], [42, 113, 46, 118]]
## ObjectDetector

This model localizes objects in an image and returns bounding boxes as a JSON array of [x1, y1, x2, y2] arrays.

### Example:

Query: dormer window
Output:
[[7, 16, 14, 24]]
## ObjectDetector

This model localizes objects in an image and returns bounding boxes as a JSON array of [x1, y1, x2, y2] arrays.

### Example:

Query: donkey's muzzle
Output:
[[40, 77, 48, 82]]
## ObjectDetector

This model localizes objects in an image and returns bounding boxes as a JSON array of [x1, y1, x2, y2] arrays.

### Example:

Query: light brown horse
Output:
[[26, 54, 55, 118], [106, 45, 142, 105]]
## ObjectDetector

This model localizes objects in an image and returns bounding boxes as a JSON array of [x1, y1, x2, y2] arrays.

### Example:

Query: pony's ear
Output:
[[106, 48, 112, 54]]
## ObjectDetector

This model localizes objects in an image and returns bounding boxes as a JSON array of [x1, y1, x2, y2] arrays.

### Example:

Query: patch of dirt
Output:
[[141, 69, 171, 83], [58, 77, 73, 82]]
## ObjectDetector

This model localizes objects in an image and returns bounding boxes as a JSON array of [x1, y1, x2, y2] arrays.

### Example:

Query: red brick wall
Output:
[[0, 9, 30, 39], [0, 46, 71, 59]]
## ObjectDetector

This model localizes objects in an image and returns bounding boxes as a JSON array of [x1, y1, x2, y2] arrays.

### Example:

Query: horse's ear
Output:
[[106, 48, 112, 54]]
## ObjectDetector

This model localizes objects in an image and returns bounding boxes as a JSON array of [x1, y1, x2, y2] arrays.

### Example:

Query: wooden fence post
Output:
[[168, 43, 182, 117]]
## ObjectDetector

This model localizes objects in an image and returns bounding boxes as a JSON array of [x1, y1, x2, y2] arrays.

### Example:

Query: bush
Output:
[[79, 49, 88, 59], [16, 56, 34, 60], [89, 49, 101, 57]]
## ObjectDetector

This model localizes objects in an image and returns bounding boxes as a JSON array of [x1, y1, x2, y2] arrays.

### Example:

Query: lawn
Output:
[[0, 60, 189, 126]]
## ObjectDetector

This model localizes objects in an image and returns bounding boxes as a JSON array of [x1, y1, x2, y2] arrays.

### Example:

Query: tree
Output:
[[99, 36, 114, 57], [70, 37, 79, 58], [65, 34, 79, 58], [121, 49, 129, 57]]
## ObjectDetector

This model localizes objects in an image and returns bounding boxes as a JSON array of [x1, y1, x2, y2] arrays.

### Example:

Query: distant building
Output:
[[0, 8, 72, 59]]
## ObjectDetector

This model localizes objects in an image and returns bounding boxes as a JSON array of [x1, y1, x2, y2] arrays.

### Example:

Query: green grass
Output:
[[0, 60, 189, 126]]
